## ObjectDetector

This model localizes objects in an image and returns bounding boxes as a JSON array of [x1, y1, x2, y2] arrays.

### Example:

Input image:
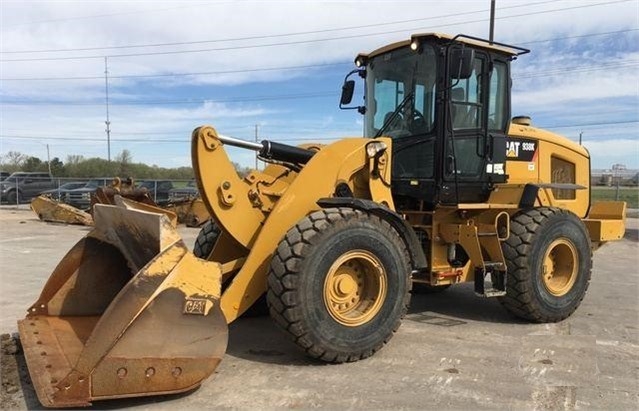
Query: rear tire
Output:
[[267, 208, 411, 363], [499, 207, 592, 322]]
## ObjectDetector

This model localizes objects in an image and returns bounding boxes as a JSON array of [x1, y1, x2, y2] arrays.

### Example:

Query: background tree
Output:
[[22, 156, 43, 172], [0, 151, 203, 181], [114, 149, 133, 177], [48, 157, 66, 176], [1, 151, 27, 171]]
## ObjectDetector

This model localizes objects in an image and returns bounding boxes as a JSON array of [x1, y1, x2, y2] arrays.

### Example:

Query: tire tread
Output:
[[267, 208, 410, 363], [499, 207, 592, 322]]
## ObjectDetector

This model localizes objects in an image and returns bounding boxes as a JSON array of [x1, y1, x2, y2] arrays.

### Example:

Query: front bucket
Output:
[[18, 204, 228, 407], [30, 196, 93, 226]]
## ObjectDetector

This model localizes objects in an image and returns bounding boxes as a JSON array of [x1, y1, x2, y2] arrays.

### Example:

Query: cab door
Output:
[[440, 50, 510, 204]]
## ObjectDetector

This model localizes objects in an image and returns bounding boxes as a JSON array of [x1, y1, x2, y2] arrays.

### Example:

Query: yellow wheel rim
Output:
[[323, 250, 387, 327], [541, 239, 578, 297]]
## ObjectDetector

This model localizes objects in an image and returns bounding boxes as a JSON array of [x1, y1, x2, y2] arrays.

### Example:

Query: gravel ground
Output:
[[0, 207, 637, 410]]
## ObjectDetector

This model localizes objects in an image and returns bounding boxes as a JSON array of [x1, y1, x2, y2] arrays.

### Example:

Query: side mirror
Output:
[[340, 80, 355, 106], [450, 48, 475, 80], [339, 69, 365, 114]]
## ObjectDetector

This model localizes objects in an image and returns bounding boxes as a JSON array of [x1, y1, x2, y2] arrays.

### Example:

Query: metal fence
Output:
[[0, 176, 197, 208]]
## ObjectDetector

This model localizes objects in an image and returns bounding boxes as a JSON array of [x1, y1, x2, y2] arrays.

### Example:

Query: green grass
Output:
[[171, 181, 191, 189], [591, 186, 639, 209]]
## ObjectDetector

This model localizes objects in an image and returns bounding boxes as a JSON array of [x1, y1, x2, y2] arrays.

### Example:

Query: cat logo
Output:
[[506, 137, 537, 162], [506, 141, 521, 158]]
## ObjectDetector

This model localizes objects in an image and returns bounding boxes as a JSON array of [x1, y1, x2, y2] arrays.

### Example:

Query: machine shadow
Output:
[[226, 283, 523, 367], [623, 228, 638, 241], [88, 389, 199, 410], [408, 283, 524, 325], [224, 316, 320, 367]]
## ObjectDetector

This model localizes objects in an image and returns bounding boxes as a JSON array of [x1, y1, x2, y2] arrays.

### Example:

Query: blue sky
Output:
[[1, 0, 637, 170]]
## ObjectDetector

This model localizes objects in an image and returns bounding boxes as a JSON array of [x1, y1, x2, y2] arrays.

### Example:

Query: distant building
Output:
[[591, 169, 639, 186]]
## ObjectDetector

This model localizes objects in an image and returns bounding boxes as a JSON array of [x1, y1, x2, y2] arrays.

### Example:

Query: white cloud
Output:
[[3, 1, 636, 88], [583, 138, 639, 169], [1, 0, 638, 169], [514, 70, 638, 108]]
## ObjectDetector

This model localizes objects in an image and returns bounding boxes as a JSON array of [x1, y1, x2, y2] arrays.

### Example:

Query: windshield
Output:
[[365, 45, 437, 138], [3, 173, 27, 182]]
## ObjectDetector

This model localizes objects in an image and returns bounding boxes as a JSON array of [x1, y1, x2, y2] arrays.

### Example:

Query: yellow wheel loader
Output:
[[18, 33, 626, 407]]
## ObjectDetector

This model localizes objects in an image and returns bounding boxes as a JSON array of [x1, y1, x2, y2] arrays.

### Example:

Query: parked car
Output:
[[168, 180, 199, 201], [0, 171, 10, 181], [138, 180, 174, 204], [0, 172, 56, 204], [39, 181, 86, 201], [65, 178, 112, 209]]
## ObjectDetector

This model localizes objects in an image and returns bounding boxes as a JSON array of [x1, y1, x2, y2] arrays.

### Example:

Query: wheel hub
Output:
[[323, 250, 387, 327], [336, 274, 357, 296], [542, 238, 578, 297]]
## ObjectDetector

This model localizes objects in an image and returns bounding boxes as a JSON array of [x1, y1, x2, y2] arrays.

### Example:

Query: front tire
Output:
[[194, 219, 268, 317], [499, 207, 592, 322], [267, 208, 411, 363], [193, 219, 221, 260]]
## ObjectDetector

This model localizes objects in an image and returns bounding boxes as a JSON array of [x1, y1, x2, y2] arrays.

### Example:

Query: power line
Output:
[[3, 60, 636, 106], [1, 0, 561, 54], [1, 120, 637, 143], [6, 3, 636, 57], [6, 110, 636, 138], [1, 0, 631, 62], [1, 123, 362, 136], [3, 29, 637, 82], [0, 134, 341, 143], [540, 120, 639, 129], [513, 61, 639, 79], [0, 3, 232, 28], [0, 62, 351, 81], [518, 28, 639, 46], [0, 92, 337, 106]]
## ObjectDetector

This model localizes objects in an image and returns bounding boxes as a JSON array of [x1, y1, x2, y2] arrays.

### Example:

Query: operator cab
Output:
[[340, 33, 529, 209]]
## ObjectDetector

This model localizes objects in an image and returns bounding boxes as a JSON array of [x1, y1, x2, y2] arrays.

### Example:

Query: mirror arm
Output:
[[339, 68, 366, 113]]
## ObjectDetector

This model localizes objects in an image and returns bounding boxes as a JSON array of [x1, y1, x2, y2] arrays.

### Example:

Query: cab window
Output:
[[488, 61, 509, 131], [451, 57, 484, 130]]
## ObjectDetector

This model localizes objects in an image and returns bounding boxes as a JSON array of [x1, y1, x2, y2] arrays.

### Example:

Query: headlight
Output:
[[366, 141, 387, 158], [354, 56, 368, 68]]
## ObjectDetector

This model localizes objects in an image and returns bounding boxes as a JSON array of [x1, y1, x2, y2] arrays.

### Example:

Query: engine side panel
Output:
[[505, 124, 590, 218]]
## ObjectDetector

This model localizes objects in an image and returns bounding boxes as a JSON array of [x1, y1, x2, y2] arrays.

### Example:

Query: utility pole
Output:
[[489, 0, 496, 44], [579, 131, 583, 145], [254, 124, 259, 170], [46, 144, 51, 175], [104, 56, 112, 162]]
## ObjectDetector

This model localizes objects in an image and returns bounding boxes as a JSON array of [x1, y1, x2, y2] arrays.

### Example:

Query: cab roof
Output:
[[360, 33, 529, 60]]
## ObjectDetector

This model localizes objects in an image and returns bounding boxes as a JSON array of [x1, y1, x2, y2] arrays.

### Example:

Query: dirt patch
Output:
[[1, 332, 34, 409]]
